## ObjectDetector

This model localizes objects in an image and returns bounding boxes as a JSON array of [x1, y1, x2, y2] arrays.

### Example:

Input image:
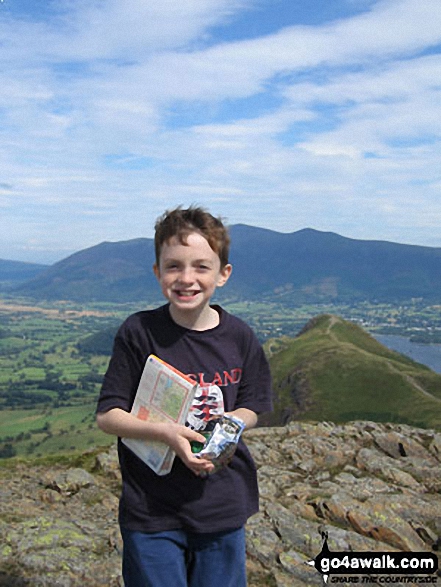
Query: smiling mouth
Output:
[[174, 290, 201, 298]]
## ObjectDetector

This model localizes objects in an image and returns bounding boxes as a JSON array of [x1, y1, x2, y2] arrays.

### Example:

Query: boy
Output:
[[96, 206, 272, 587]]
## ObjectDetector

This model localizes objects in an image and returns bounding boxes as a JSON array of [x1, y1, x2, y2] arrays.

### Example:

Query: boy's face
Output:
[[153, 232, 232, 319]]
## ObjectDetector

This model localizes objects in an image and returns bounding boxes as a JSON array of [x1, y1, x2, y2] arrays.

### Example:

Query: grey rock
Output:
[[429, 433, 441, 461], [278, 549, 322, 585], [43, 468, 97, 494], [246, 513, 281, 567], [372, 430, 430, 460], [94, 444, 121, 480]]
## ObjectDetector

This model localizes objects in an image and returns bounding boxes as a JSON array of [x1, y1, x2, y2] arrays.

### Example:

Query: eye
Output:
[[164, 262, 179, 271]]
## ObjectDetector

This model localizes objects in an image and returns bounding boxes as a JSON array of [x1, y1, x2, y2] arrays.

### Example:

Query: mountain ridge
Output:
[[264, 314, 441, 430], [73, 313, 441, 432], [6, 225, 441, 303]]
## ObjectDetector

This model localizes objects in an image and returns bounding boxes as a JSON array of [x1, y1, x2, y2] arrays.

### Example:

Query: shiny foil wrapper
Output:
[[196, 414, 246, 473]]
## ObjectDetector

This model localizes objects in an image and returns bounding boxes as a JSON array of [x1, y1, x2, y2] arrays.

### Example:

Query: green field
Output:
[[0, 299, 128, 457], [0, 404, 113, 458]]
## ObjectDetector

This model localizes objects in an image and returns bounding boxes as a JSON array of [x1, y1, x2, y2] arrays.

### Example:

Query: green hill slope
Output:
[[264, 315, 441, 429]]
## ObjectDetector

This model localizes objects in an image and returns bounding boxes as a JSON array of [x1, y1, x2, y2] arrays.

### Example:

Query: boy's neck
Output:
[[169, 304, 220, 331]]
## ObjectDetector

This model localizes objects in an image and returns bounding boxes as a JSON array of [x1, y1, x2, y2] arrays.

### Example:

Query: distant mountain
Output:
[[12, 239, 158, 302], [228, 225, 441, 302], [0, 259, 48, 290], [263, 314, 441, 430], [11, 226, 441, 303]]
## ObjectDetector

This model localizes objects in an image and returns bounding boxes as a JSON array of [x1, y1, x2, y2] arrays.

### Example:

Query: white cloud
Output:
[[80, 0, 245, 55], [131, 0, 441, 103], [1, 0, 441, 260]]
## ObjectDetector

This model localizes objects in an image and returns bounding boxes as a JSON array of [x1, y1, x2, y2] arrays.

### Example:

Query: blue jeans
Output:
[[121, 526, 247, 587]]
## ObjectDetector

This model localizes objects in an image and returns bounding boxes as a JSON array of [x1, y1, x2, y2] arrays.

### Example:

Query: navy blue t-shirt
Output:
[[97, 304, 272, 533]]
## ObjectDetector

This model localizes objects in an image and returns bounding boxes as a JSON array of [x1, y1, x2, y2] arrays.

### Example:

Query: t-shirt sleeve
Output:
[[96, 322, 145, 414], [234, 325, 273, 415]]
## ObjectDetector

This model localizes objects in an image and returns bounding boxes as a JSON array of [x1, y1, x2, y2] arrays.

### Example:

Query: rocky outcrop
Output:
[[0, 451, 122, 587], [246, 422, 441, 586], [1, 422, 440, 586]]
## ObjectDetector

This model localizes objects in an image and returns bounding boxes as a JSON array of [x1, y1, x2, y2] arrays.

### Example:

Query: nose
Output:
[[178, 266, 196, 284]]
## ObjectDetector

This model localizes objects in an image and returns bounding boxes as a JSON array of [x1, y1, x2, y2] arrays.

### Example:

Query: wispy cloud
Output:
[[0, 0, 440, 261]]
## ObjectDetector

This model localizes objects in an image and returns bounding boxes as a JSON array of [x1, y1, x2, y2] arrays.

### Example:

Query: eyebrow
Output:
[[162, 257, 214, 264]]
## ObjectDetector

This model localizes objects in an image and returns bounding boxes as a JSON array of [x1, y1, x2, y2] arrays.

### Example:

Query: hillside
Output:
[[264, 314, 441, 429], [0, 259, 48, 290], [11, 226, 441, 303], [1, 421, 440, 586], [12, 239, 158, 302]]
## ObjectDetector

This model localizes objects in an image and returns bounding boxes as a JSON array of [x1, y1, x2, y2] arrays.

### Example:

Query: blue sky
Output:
[[1, 0, 441, 263]]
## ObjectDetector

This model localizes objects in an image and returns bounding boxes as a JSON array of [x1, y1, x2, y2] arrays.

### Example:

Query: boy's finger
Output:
[[191, 429, 207, 441], [183, 429, 207, 444], [185, 454, 214, 474]]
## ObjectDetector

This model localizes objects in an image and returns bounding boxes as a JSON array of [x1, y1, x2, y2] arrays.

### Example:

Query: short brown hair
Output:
[[154, 206, 230, 268]]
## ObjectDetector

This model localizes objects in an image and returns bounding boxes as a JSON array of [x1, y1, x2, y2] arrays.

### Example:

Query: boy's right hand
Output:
[[96, 409, 214, 476], [161, 423, 215, 477]]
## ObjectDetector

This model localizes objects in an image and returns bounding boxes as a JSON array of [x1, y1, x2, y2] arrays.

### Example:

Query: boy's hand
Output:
[[161, 423, 215, 476], [96, 409, 214, 476]]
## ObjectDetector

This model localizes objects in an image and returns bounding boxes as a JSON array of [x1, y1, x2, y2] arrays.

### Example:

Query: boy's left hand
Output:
[[195, 414, 245, 473]]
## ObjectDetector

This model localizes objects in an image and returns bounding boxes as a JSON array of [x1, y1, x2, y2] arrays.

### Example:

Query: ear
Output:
[[153, 264, 160, 280], [216, 264, 232, 288]]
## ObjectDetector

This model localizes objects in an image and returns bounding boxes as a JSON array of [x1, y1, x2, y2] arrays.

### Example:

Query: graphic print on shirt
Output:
[[186, 384, 224, 431], [187, 368, 243, 388]]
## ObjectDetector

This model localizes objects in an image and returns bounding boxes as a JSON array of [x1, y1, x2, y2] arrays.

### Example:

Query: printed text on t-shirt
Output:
[[187, 369, 242, 387]]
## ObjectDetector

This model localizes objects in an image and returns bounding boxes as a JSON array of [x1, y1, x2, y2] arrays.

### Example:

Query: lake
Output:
[[373, 334, 441, 374]]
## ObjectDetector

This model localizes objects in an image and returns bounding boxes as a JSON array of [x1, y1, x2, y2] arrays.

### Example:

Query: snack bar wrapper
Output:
[[195, 414, 246, 473]]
